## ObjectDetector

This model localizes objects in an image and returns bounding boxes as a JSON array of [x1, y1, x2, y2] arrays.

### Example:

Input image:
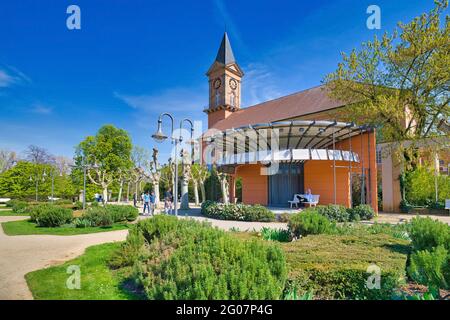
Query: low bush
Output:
[[72, 201, 83, 210], [33, 205, 73, 227], [106, 205, 139, 222], [288, 210, 334, 237], [83, 207, 114, 227], [54, 199, 72, 205], [7, 199, 28, 213], [261, 227, 291, 242], [276, 213, 291, 223], [73, 217, 93, 228], [348, 204, 374, 221], [113, 215, 287, 299], [409, 217, 450, 251], [408, 246, 450, 290], [201, 202, 275, 222], [283, 233, 409, 299], [316, 205, 350, 222]]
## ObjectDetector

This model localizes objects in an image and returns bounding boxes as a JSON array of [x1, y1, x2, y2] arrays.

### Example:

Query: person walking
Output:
[[164, 189, 173, 214], [149, 191, 156, 215], [143, 191, 150, 216], [132, 192, 137, 207]]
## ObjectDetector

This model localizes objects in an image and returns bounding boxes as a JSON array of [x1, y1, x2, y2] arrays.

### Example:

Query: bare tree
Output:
[[25, 145, 52, 164], [53, 156, 73, 175], [0, 149, 17, 173]]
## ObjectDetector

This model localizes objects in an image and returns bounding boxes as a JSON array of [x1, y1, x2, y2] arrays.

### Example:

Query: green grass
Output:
[[0, 209, 30, 216], [26, 242, 144, 300], [1, 219, 130, 236]]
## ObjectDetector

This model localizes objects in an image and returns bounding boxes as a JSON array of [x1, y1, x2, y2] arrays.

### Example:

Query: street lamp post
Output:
[[30, 168, 46, 202], [152, 113, 194, 216], [71, 156, 99, 210]]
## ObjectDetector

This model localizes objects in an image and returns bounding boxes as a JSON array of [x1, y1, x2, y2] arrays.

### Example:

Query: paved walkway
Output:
[[0, 216, 128, 300]]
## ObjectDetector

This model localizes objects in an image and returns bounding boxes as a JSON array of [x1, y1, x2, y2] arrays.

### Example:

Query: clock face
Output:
[[229, 78, 237, 90], [213, 78, 222, 89]]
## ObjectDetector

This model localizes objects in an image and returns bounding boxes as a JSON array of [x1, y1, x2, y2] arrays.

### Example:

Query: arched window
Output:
[[215, 90, 220, 106]]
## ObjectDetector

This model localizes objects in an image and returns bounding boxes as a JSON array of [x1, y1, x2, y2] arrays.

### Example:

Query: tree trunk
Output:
[[126, 182, 130, 202], [154, 181, 160, 207], [200, 181, 206, 203], [193, 179, 200, 206], [180, 177, 189, 210], [102, 187, 108, 204], [117, 180, 123, 203]]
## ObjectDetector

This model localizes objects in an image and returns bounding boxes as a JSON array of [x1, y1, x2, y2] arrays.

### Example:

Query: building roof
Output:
[[210, 85, 347, 131], [214, 32, 236, 65]]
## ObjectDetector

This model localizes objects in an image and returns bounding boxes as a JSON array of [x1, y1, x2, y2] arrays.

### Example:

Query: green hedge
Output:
[[6, 199, 29, 213], [409, 217, 450, 251], [408, 246, 450, 290], [28, 204, 73, 227], [112, 215, 287, 299], [81, 205, 139, 227], [288, 210, 334, 237], [283, 233, 409, 299], [201, 201, 275, 222]]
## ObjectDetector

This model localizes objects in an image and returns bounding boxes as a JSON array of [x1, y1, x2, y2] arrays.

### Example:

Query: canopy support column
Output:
[[333, 129, 336, 204]]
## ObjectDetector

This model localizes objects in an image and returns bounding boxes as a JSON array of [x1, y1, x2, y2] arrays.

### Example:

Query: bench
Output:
[[0, 198, 11, 204], [288, 194, 320, 208]]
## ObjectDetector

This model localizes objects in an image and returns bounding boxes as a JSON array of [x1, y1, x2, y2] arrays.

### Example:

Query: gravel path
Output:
[[0, 216, 128, 300]]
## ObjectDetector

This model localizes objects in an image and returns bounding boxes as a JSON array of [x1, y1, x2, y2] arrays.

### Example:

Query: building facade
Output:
[[203, 33, 378, 212]]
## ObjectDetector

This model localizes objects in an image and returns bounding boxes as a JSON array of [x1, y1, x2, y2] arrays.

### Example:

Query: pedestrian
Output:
[[164, 189, 173, 214], [133, 192, 137, 207], [143, 191, 150, 216], [150, 190, 156, 215]]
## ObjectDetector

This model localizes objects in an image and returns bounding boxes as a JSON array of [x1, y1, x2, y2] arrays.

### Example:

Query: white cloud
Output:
[[114, 87, 208, 128], [0, 66, 31, 88], [31, 103, 53, 115], [242, 63, 285, 106]]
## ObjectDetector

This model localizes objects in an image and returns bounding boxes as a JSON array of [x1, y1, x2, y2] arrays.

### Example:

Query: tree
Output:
[[191, 163, 210, 204], [146, 148, 162, 206], [25, 145, 53, 164], [0, 149, 17, 173], [130, 146, 150, 198], [75, 124, 133, 203], [324, 1, 449, 167], [180, 149, 191, 209]]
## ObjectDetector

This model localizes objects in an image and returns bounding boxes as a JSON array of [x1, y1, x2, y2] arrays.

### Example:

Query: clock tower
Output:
[[205, 32, 244, 128]]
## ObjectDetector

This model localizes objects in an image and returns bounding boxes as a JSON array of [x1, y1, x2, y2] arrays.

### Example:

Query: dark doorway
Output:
[[269, 163, 304, 207]]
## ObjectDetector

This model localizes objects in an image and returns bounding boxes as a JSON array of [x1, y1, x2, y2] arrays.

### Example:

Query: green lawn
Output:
[[1, 219, 130, 236], [26, 242, 144, 300], [0, 209, 30, 216]]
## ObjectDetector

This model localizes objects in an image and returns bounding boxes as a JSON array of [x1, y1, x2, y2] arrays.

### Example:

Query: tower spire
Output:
[[215, 32, 235, 65]]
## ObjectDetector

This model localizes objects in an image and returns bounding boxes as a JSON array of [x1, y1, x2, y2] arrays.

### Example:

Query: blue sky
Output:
[[0, 0, 436, 162]]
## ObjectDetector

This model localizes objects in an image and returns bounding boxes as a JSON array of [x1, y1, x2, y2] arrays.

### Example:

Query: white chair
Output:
[[304, 195, 320, 207], [288, 194, 301, 208]]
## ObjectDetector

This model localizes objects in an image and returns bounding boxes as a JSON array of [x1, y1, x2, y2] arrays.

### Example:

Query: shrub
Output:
[[408, 246, 450, 290], [114, 215, 287, 299], [409, 217, 450, 251], [33, 205, 73, 227], [348, 204, 374, 221], [202, 202, 275, 222], [74, 217, 93, 228], [83, 207, 113, 227], [261, 227, 291, 242], [400, 199, 413, 213], [105, 205, 139, 222], [54, 199, 72, 205], [288, 210, 334, 237], [7, 200, 28, 213], [29, 204, 54, 222], [72, 201, 83, 210], [316, 205, 350, 222], [284, 233, 409, 299], [277, 213, 291, 223]]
